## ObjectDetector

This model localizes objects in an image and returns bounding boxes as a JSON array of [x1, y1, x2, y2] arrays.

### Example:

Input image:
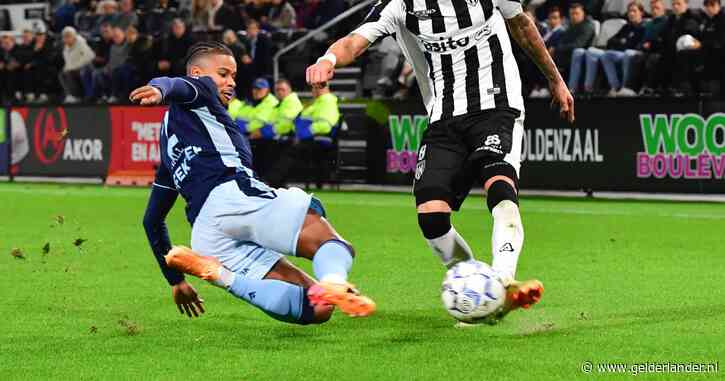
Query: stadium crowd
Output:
[[0, 0, 723, 105]]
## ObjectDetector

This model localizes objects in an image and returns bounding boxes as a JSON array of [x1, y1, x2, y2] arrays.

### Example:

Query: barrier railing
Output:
[[272, 0, 376, 84]]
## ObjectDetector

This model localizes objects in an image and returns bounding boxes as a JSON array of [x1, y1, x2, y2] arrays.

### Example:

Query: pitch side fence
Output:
[[1, 99, 724, 193]]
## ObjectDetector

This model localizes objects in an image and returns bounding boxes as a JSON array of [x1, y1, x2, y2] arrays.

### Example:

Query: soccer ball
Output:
[[441, 260, 506, 323]]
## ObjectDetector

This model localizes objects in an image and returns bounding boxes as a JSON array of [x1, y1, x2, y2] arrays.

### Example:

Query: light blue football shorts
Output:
[[190, 179, 315, 280]]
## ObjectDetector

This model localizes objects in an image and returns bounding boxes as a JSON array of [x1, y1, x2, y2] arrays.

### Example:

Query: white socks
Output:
[[490, 200, 524, 284], [426, 227, 474, 269]]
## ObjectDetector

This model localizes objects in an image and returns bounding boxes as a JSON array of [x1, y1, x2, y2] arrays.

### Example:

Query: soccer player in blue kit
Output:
[[134, 42, 375, 324]]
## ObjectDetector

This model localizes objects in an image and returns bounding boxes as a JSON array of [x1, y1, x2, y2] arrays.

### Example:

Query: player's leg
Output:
[[413, 122, 475, 269], [470, 109, 543, 316], [166, 244, 333, 325], [206, 179, 374, 317], [294, 209, 376, 317]]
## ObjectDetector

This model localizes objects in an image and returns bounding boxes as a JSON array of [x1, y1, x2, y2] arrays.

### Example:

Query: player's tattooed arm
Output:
[[306, 34, 370, 87], [506, 14, 560, 83], [506, 13, 575, 123]]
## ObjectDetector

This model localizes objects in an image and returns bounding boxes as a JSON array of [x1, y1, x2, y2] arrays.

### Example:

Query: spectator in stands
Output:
[[190, 0, 211, 32], [93, 0, 120, 36], [238, 19, 273, 99], [599, 2, 647, 96], [569, 1, 646, 96], [249, 79, 303, 176], [115, 0, 139, 29], [223, 29, 251, 65], [543, 6, 566, 46], [551, 3, 596, 83], [14, 29, 36, 102], [641, 0, 701, 95], [82, 21, 114, 93], [222, 29, 252, 95], [296, 83, 340, 139], [244, 0, 273, 24], [59, 26, 96, 103], [156, 18, 195, 77], [0, 33, 21, 103], [698, 0, 725, 96], [266, 78, 304, 138], [92, 24, 130, 102], [301, 0, 346, 30], [228, 78, 279, 136], [210, 0, 242, 32], [26, 30, 59, 103], [529, 6, 566, 97], [97, 22, 115, 67], [125, 25, 154, 90], [53, 0, 80, 32], [366, 36, 404, 99], [631, 0, 668, 94], [265, 83, 341, 188], [267, 0, 297, 30]]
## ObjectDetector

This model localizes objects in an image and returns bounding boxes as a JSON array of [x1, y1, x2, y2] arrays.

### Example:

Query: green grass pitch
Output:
[[1, 183, 723, 380]]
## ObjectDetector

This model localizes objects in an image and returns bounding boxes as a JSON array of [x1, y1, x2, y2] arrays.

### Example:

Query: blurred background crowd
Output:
[[0, 0, 722, 105]]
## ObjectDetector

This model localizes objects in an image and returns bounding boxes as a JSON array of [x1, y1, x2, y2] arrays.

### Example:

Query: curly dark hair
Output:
[[184, 41, 234, 72]]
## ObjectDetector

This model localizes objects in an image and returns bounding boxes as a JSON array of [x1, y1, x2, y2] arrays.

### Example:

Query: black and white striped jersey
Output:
[[353, 0, 525, 123]]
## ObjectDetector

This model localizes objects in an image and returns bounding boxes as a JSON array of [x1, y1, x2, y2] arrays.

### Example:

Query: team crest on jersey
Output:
[[466, 0, 479, 5], [474, 25, 493, 41], [407, 9, 438, 19]]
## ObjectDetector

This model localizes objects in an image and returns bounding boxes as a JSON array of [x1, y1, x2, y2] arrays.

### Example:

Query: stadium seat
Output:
[[592, 18, 626, 48]]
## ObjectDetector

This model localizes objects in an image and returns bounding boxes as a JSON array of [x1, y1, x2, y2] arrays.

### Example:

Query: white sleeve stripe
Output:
[[179, 78, 200, 104], [153, 182, 176, 191]]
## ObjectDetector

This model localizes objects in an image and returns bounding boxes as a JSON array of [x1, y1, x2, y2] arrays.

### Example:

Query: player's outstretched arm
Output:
[[130, 77, 199, 105], [306, 34, 371, 87], [506, 13, 575, 123]]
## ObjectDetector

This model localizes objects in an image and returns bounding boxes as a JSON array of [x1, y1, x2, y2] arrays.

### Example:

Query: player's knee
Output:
[[481, 161, 519, 212], [417, 211, 451, 239], [486, 179, 518, 213], [416, 199, 452, 213], [415, 187, 452, 212]]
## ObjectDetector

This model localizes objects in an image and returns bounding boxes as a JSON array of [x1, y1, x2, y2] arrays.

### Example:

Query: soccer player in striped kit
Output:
[[307, 0, 575, 320]]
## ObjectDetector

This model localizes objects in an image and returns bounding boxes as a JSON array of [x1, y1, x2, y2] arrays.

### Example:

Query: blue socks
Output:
[[214, 239, 355, 324], [312, 240, 353, 284], [227, 274, 314, 324]]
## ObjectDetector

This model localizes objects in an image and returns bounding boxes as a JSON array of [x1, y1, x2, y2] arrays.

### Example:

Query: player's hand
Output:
[[172, 280, 206, 318], [306, 60, 335, 88], [130, 85, 162, 105], [549, 80, 575, 124]]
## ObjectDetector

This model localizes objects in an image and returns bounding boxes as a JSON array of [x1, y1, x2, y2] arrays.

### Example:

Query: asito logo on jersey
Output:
[[420, 37, 471, 53], [408, 9, 438, 19]]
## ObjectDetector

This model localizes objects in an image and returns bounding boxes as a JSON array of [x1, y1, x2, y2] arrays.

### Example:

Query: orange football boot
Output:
[[165, 246, 221, 282], [308, 282, 376, 317]]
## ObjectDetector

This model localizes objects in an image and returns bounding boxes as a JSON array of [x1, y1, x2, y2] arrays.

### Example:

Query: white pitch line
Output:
[[319, 199, 725, 220], [1, 185, 724, 220]]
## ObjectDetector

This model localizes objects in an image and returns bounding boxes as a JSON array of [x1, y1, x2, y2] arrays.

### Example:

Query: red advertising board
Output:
[[108, 106, 167, 185]]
